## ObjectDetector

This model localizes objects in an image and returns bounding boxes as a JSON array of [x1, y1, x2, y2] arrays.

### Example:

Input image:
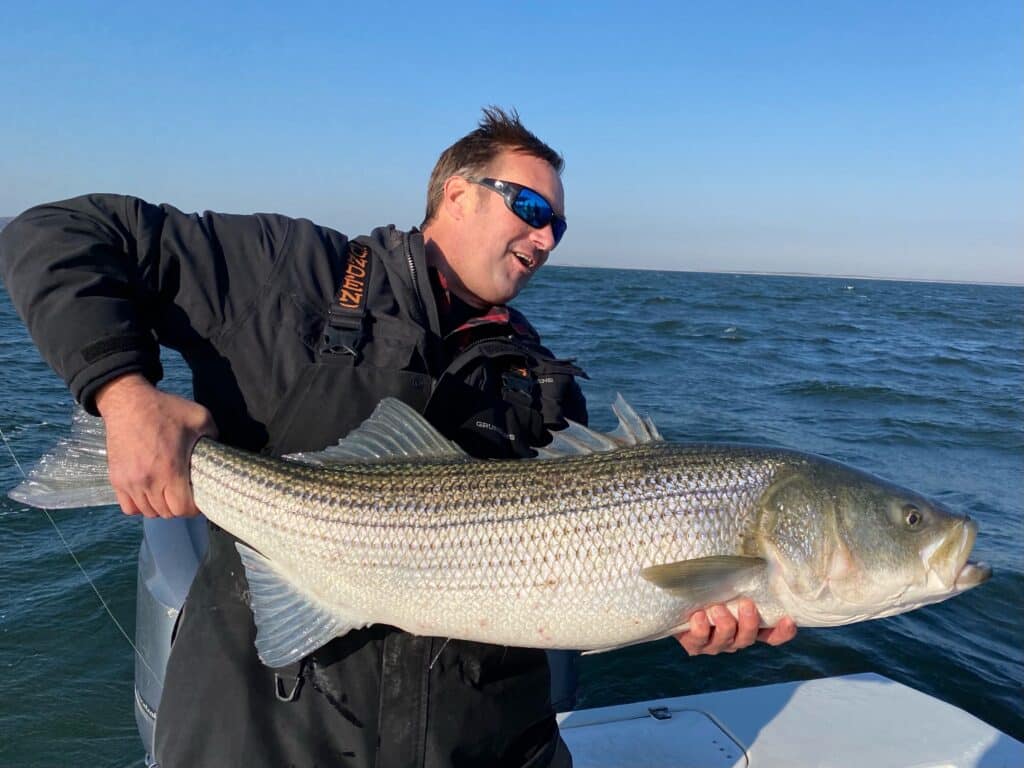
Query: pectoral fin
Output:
[[236, 543, 372, 668], [640, 556, 767, 606]]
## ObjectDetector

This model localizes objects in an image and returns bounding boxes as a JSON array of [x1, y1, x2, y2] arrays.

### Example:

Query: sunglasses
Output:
[[471, 177, 567, 246]]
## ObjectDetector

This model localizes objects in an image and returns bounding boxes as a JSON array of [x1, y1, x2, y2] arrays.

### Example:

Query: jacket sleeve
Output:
[[0, 194, 302, 413]]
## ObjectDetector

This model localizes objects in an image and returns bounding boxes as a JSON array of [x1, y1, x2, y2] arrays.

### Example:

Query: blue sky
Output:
[[2, 2, 1020, 283]]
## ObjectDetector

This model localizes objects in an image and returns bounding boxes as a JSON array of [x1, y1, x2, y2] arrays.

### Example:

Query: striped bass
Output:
[[10, 396, 990, 668]]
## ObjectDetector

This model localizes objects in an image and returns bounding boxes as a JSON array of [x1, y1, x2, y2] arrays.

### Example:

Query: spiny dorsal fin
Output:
[[286, 398, 468, 465], [609, 393, 663, 444], [534, 420, 620, 458], [534, 394, 663, 459]]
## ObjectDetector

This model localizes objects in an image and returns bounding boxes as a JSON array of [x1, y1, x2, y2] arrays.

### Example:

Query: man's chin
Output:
[[503, 276, 534, 303]]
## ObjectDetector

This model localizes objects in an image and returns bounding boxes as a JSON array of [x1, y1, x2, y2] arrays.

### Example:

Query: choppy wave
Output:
[[775, 379, 952, 406]]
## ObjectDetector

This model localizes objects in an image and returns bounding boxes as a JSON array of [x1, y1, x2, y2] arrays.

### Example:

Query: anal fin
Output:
[[236, 542, 371, 668]]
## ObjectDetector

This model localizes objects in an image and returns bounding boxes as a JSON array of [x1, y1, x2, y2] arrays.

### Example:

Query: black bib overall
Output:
[[154, 233, 585, 768]]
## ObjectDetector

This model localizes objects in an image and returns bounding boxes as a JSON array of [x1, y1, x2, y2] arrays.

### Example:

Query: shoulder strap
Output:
[[320, 240, 372, 359]]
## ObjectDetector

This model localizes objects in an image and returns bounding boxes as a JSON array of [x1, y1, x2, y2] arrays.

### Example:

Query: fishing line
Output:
[[429, 637, 451, 669], [0, 425, 158, 678]]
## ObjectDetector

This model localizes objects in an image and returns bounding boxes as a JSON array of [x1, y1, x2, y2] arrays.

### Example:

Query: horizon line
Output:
[[2, 217, 1019, 288], [550, 263, 1024, 289]]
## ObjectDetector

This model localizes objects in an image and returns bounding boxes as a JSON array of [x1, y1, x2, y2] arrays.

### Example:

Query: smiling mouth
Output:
[[513, 251, 536, 271]]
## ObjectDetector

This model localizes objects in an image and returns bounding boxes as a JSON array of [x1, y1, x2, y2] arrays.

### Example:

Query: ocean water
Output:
[[1, 265, 1021, 766]]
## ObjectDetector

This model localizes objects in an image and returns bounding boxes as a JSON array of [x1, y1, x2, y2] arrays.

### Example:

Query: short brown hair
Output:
[[422, 106, 564, 226]]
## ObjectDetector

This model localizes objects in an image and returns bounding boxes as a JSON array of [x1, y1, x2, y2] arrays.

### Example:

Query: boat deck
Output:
[[558, 672, 1023, 767]]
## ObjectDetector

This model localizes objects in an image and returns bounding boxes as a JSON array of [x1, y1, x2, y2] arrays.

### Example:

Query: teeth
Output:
[[514, 252, 534, 269]]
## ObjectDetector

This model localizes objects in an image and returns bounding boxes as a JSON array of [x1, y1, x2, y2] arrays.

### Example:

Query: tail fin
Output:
[[8, 408, 116, 509]]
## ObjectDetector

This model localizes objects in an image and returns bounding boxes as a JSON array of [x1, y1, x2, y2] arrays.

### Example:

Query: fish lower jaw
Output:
[[784, 590, 923, 627], [923, 555, 990, 593], [923, 518, 978, 588], [954, 561, 991, 590], [847, 577, 975, 622], [775, 584, 910, 627], [779, 596, 865, 627]]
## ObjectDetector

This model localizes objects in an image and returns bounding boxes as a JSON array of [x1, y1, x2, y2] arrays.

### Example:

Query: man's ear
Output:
[[441, 175, 474, 221]]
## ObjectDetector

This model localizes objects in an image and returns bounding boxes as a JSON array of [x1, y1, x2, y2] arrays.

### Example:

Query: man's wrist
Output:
[[94, 373, 155, 416]]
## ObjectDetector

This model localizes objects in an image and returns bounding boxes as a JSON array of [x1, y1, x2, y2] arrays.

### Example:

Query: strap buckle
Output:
[[274, 670, 305, 702]]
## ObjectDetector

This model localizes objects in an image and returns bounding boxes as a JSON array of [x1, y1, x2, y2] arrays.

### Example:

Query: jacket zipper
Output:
[[404, 233, 426, 319], [405, 232, 444, 385]]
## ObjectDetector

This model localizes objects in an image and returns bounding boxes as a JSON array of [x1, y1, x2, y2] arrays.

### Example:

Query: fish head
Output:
[[757, 457, 991, 627]]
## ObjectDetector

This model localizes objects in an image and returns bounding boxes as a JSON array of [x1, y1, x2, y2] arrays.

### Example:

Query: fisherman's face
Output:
[[449, 150, 564, 307]]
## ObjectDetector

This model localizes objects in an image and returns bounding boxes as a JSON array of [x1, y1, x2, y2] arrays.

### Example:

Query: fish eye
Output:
[[903, 504, 923, 528]]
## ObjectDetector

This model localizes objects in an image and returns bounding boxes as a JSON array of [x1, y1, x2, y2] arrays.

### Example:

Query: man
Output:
[[1, 108, 795, 767]]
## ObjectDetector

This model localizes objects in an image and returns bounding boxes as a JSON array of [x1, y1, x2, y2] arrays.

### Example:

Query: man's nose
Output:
[[530, 223, 556, 252]]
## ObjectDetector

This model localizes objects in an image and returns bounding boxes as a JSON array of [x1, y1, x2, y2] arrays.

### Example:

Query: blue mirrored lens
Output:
[[512, 188, 551, 227], [551, 217, 567, 244], [513, 188, 566, 244]]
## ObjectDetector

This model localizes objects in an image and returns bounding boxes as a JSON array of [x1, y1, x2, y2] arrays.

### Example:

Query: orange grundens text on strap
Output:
[[337, 242, 370, 309]]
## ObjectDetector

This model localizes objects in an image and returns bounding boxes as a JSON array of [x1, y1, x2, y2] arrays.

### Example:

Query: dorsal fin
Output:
[[534, 394, 663, 458], [608, 393, 663, 444], [286, 398, 468, 465]]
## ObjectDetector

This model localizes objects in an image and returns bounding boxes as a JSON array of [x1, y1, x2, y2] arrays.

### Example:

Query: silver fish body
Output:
[[11, 397, 991, 666], [189, 414, 989, 659], [192, 439, 780, 650]]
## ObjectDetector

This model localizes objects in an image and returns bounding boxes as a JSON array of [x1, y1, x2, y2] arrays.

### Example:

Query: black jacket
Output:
[[0, 194, 586, 767]]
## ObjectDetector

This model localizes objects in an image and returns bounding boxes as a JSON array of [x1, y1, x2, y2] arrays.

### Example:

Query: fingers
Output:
[[113, 470, 199, 519], [114, 482, 174, 518], [114, 483, 197, 519], [164, 479, 199, 519], [733, 599, 761, 648], [114, 489, 143, 518], [757, 616, 798, 646], [675, 606, 740, 656], [703, 605, 740, 654], [675, 600, 796, 656], [676, 610, 713, 655]]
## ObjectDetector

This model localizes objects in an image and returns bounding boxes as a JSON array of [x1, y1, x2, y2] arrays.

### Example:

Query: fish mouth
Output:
[[955, 561, 992, 589], [927, 517, 990, 591]]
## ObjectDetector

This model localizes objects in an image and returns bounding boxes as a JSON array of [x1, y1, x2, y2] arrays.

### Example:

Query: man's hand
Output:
[[95, 373, 217, 519], [676, 598, 797, 656]]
